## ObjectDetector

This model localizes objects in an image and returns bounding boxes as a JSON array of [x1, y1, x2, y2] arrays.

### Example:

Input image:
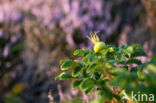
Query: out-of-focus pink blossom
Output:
[[3, 45, 9, 57]]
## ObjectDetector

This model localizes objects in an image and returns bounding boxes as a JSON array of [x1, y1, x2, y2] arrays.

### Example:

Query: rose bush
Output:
[[56, 32, 156, 103]]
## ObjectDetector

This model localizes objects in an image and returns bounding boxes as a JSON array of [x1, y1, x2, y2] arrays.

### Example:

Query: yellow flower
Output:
[[87, 31, 106, 53], [87, 31, 100, 45]]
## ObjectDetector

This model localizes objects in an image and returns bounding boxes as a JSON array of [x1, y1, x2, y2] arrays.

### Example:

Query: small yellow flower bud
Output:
[[94, 42, 106, 53], [87, 31, 106, 53]]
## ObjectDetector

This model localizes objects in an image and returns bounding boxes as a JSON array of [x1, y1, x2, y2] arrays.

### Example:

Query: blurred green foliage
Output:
[[4, 83, 26, 103], [5, 93, 22, 103]]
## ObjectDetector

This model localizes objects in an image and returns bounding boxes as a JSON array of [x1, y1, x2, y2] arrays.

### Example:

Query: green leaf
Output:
[[90, 96, 105, 103], [85, 87, 94, 95], [80, 78, 95, 91], [72, 66, 82, 76], [151, 56, 156, 61], [55, 72, 73, 80], [61, 60, 78, 70], [93, 72, 101, 80], [82, 53, 94, 65], [97, 87, 114, 100], [72, 80, 82, 88], [131, 51, 147, 57], [76, 73, 83, 79], [126, 59, 142, 65], [74, 49, 93, 56], [126, 46, 133, 53], [137, 71, 147, 80], [86, 64, 102, 73], [89, 56, 95, 62], [146, 64, 156, 74], [120, 45, 128, 49], [59, 59, 66, 64], [149, 56, 156, 65], [111, 68, 138, 88], [82, 69, 89, 78], [130, 44, 148, 57], [131, 46, 147, 57], [108, 47, 115, 52], [130, 63, 147, 72]]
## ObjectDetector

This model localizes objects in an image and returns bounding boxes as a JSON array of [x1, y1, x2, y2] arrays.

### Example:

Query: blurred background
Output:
[[0, 0, 156, 103]]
